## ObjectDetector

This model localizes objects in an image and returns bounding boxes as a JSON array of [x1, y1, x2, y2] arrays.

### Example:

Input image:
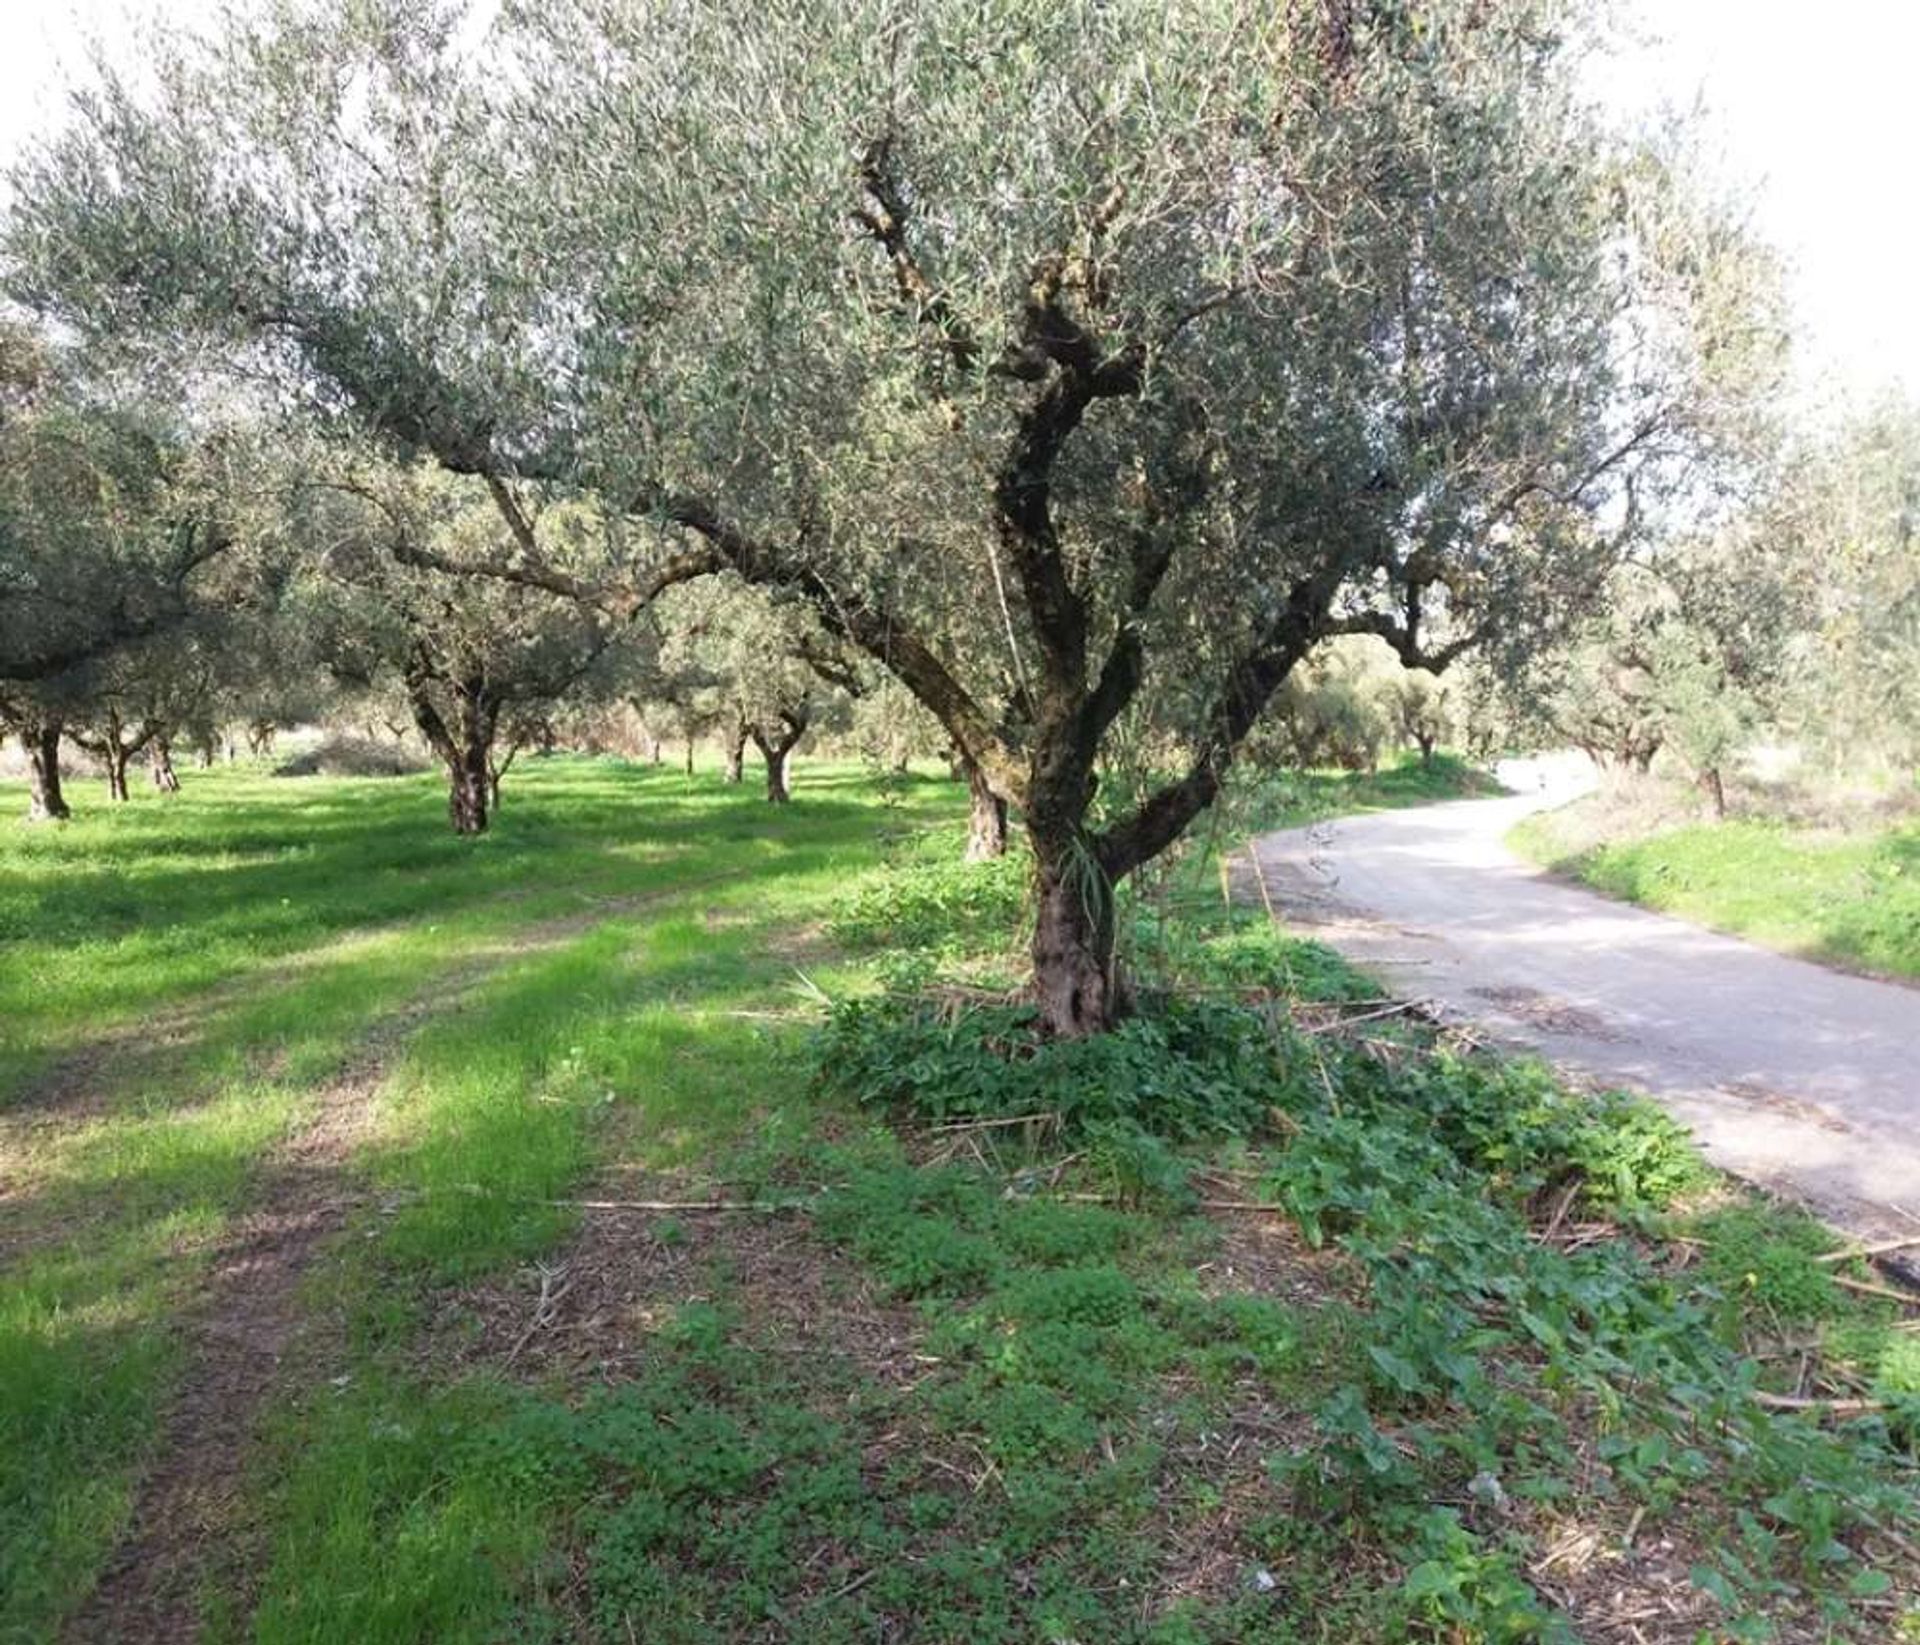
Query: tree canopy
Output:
[[7, 0, 1785, 1028]]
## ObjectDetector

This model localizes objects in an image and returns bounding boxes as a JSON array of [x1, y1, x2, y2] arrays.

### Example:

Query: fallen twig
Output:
[[929, 1112, 1060, 1135], [1539, 1178, 1582, 1242], [1831, 1273, 1920, 1307], [1818, 1232, 1920, 1265], [1300, 998, 1428, 1035], [549, 1197, 814, 1213], [1752, 1391, 1887, 1416], [504, 1261, 571, 1366]]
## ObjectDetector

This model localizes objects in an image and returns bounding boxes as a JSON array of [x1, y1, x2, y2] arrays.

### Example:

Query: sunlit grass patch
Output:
[[1513, 801, 1919, 979]]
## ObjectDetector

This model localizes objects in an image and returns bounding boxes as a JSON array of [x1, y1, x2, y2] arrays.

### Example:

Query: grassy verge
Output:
[[1229, 750, 1496, 834], [1511, 796, 1919, 981], [3, 758, 1915, 1641]]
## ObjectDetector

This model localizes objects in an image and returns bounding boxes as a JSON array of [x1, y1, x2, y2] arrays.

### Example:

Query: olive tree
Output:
[[651, 577, 859, 804], [10, 0, 1779, 1031], [1767, 399, 1920, 775], [288, 465, 614, 832]]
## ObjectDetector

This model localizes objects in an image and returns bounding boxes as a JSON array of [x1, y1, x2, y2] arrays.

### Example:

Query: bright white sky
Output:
[[2, 0, 1917, 400]]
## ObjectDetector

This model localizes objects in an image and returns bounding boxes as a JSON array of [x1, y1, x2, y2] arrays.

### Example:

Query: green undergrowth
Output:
[[6, 761, 1916, 1641], [1512, 800, 1920, 979], [0, 758, 953, 1642], [1232, 750, 1498, 835], [804, 848, 1919, 1640]]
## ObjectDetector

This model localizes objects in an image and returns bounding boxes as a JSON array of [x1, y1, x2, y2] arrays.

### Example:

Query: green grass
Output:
[[1235, 751, 1497, 834], [2, 755, 1914, 1642], [0, 755, 953, 1641], [1511, 802, 1920, 980]]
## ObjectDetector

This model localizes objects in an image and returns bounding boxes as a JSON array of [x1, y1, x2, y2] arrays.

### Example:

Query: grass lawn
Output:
[[1511, 800, 1920, 981], [1, 757, 1915, 1642]]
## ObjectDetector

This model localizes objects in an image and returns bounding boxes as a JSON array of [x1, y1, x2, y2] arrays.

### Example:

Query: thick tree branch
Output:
[[853, 136, 980, 373]]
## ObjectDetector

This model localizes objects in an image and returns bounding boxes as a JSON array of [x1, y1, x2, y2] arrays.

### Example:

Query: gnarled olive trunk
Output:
[[963, 756, 1008, 861], [749, 707, 808, 805], [105, 747, 132, 803], [22, 722, 69, 821], [447, 743, 490, 834], [1029, 826, 1121, 1039], [753, 733, 792, 804], [409, 664, 499, 836], [150, 739, 181, 793], [723, 722, 747, 784]]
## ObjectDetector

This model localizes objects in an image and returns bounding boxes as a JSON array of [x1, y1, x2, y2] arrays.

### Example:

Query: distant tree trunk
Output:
[[1415, 731, 1437, 768], [22, 721, 69, 822], [752, 732, 792, 804], [408, 661, 498, 836], [749, 706, 809, 804], [106, 744, 132, 802], [488, 740, 522, 814], [648, 736, 662, 764], [448, 743, 489, 833], [685, 737, 696, 776], [149, 738, 181, 793], [723, 720, 747, 784], [962, 753, 1008, 861], [1700, 766, 1727, 819], [246, 719, 277, 757]]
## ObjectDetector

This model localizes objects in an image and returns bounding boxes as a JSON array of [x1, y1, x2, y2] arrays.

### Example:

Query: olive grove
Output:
[[7, 0, 1782, 1030]]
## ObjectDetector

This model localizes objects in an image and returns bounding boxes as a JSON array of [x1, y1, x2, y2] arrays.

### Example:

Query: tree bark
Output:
[[963, 755, 1008, 861], [448, 741, 489, 834], [684, 737, 695, 776], [746, 704, 809, 805], [407, 663, 497, 835], [22, 722, 69, 821], [1030, 830, 1121, 1038], [723, 722, 746, 784], [753, 732, 792, 804], [1700, 766, 1726, 819], [150, 739, 181, 793], [106, 747, 132, 802]]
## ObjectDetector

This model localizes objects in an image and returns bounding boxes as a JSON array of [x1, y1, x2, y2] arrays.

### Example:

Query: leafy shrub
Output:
[[816, 991, 1306, 1138], [1129, 908, 1378, 1003], [273, 735, 428, 778]]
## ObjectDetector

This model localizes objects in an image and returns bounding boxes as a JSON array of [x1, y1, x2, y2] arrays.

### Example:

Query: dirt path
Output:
[[61, 976, 452, 1641], [54, 879, 731, 1641], [1245, 774, 1920, 1248]]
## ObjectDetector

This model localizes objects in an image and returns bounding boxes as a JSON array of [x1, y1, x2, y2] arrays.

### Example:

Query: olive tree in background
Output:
[[8, 0, 1781, 1030], [0, 321, 254, 816], [650, 577, 861, 805], [287, 465, 615, 834]]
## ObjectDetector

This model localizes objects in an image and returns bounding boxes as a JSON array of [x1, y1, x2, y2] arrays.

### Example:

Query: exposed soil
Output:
[[53, 883, 738, 1642], [61, 1032, 389, 1641]]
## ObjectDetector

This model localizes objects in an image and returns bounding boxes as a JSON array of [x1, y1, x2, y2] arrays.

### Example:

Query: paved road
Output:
[[1247, 769, 1920, 1245]]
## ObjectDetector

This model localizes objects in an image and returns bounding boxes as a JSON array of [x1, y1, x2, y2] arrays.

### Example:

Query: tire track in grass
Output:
[[57, 876, 745, 1642]]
